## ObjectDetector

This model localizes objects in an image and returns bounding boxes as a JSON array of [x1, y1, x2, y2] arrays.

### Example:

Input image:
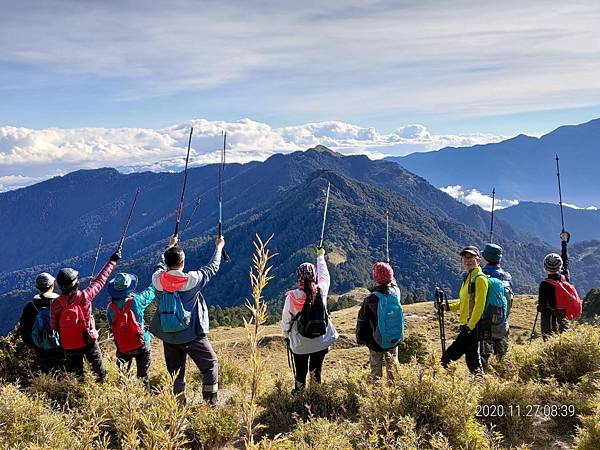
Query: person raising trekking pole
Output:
[[106, 272, 157, 389], [19, 273, 65, 373], [51, 249, 121, 382], [438, 246, 488, 375], [281, 247, 338, 394], [537, 231, 578, 339], [356, 262, 404, 382], [148, 234, 224, 406], [480, 243, 513, 367]]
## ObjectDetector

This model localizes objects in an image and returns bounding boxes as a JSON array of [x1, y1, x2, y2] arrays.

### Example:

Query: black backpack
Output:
[[296, 289, 328, 338]]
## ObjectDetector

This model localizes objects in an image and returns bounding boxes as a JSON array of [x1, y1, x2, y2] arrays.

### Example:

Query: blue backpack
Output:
[[472, 274, 508, 326], [31, 304, 61, 350], [373, 290, 405, 350], [158, 291, 191, 333]]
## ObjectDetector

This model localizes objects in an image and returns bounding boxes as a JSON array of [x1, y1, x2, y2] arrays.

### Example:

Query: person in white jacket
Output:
[[281, 247, 338, 393]]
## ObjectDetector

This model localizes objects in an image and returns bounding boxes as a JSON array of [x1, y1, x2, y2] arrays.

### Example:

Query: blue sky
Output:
[[2, 0, 599, 134], [1, 0, 600, 196]]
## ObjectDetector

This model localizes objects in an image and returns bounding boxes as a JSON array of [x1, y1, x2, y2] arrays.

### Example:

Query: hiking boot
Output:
[[203, 391, 218, 406], [291, 381, 304, 395]]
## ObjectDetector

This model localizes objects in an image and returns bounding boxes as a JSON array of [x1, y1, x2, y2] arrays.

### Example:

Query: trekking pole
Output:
[[555, 155, 566, 233], [318, 182, 331, 248], [385, 210, 390, 263], [219, 130, 230, 262], [530, 311, 539, 343], [489, 188, 495, 243], [435, 287, 448, 354], [286, 341, 296, 378], [173, 128, 194, 240], [117, 188, 141, 251], [90, 236, 103, 277], [181, 196, 201, 237]]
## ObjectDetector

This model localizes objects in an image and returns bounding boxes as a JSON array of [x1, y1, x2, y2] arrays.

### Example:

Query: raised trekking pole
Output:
[[555, 154, 566, 233], [181, 195, 201, 237], [489, 188, 496, 243], [90, 236, 103, 278], [530, 311, 539, 343], [117, 188, 141, 251], [219, 130, 230, 262], [435, 287, 448, 354], [173, 128, 194, 241], [318, 181, 331, 248], [386, 210, 390, 263]]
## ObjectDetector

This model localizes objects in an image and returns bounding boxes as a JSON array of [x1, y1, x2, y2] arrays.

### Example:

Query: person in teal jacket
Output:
[[106, 272, 157, 389]]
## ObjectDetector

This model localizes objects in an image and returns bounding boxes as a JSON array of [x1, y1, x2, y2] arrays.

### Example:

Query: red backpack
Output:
[[58, 295, 88, 350], [547, 276, 582, 320], [110, 298, 145, 353]]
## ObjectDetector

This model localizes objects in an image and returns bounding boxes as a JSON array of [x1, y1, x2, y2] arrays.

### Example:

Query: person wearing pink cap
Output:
[[356, 262, 404, 381]]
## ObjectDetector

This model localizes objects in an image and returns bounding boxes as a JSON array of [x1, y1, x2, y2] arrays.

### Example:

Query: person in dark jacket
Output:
[[480, 243, 513, 367], [149, 235, 224, 406], [106, 272, 157, 389], [51, 250, 120, 382], [19, 272, 65, 373], [538, 231, 570, 339], [356, 262, 403, 381]]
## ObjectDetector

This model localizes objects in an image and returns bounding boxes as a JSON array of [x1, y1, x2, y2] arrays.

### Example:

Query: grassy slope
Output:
[[209, 293, 539, 380]]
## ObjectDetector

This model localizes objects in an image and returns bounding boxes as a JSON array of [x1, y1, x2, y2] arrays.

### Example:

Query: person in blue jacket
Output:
[[106, 272, 157, 389], [480, 243, 513, 367], [149, 234, 224, 406]]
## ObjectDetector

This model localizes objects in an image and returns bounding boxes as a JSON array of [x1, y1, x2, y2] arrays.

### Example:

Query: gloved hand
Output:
[[536, 304, 546, 313], [110, 249, 122, 262], [316, 247, 325, 257], [459, 324, 469, 334], [284, 337, 290, 347]]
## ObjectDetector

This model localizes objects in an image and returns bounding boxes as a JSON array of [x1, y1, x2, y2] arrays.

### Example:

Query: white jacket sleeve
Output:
[[316, 255, 330, 306], [280, 293, 293, 338]]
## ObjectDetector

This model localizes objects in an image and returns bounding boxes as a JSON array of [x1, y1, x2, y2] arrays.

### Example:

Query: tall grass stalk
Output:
[[243, 234, 275, 448]]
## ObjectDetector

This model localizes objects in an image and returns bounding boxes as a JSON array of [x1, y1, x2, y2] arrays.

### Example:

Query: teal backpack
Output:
[[158, 291, 191, 333], [471, 274, 508, 326], [31, 304, 61, 350], [373, 290, 405, 350]]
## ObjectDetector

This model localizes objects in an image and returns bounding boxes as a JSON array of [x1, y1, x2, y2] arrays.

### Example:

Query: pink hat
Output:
[[372, 262, 393, 285]]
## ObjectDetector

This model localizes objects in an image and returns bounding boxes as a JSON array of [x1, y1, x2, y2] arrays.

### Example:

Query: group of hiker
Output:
[[18, 227, 582, 402]]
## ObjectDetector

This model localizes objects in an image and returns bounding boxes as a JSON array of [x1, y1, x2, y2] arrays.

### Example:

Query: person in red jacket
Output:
[[51, 249, 121, 382]]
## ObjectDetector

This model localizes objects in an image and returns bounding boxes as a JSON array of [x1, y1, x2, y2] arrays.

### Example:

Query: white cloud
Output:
[[563, 203, 599, 211], [0, 119, 504, 191], [440, 185, 519, 211]]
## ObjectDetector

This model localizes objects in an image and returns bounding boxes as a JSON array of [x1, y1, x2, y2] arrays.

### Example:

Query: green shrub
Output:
[[359, 358, 488, 449], [0, 326, 36, 384], [477, 377, 542, 444], [397, 333, 429, 364], [257, 373, 364, 436], [574, 397, 600, 450], [0, 384, 74, 448], [186, 403, 240, 449], [273, 418, 357, 450], [28, 371, 87, 409]]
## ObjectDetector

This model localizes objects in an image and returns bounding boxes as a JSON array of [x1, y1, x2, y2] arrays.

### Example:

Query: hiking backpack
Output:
[[58, 296, 88, 350], [471, 274, 508, 327], [296, 290, 328, 338], [546, 276, 582, 320], [31, 302, 61, 351], [372, 290, 405, 350], [110, 298, 145, 353], [158, 290, 191, 333]]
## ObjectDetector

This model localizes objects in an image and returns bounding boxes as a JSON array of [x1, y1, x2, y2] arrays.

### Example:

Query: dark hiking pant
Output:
[[292, 349, 328, 389], [117, 345, 151, 389], [163, 337, 218, 403], [541, 311, 567, 340], [441, 327, 483, 374], [65, 341, 105, 382], [34, 348, 66, 374]]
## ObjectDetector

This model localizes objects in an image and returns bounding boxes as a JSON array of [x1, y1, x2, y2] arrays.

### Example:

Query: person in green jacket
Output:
[[438, 246, 488, 374], [106, 272, 157, 389]]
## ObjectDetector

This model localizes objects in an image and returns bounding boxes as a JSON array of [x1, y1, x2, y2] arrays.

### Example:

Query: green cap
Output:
[[482, 243, 503, 263]]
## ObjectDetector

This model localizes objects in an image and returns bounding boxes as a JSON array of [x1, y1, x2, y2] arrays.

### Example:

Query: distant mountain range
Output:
[[387, 118, 600, 207], [496, 202, 600, 245], [0, 146, 567, 335]]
